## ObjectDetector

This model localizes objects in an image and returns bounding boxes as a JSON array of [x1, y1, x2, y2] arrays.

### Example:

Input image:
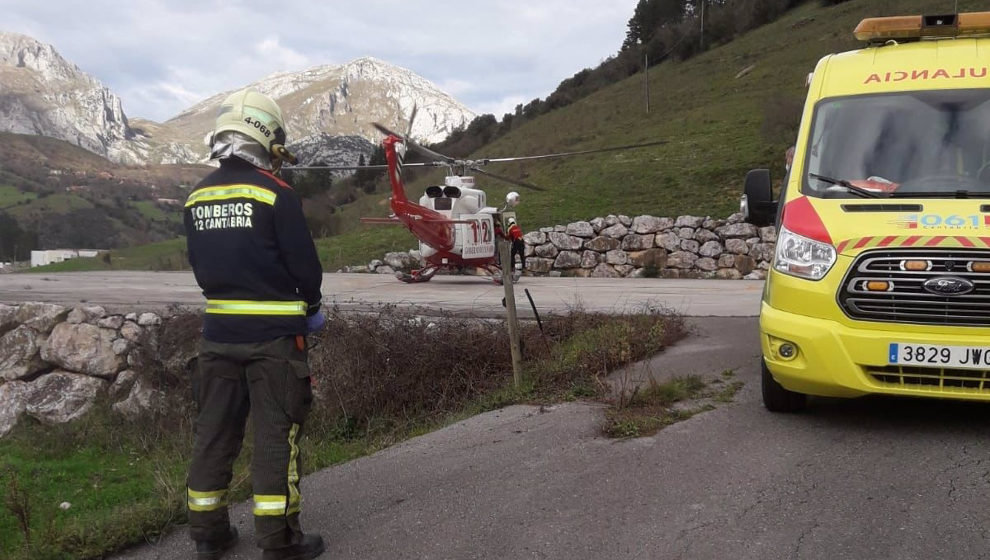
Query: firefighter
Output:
[[183, 88, 326, 560]]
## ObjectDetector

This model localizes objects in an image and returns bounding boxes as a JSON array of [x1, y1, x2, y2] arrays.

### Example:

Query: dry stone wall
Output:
[[0, 302, 168, 438], [353, 213, 775, 279]]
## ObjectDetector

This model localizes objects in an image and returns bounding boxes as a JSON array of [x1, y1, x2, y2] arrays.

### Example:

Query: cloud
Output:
[[252, 36, 311, 70], [2, 0, 638, 121], [435, 78, 475, 98]]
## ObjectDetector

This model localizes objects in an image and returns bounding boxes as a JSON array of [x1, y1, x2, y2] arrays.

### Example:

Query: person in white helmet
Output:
[[502, 192, 525, 270], [183, 88, 326, 560]]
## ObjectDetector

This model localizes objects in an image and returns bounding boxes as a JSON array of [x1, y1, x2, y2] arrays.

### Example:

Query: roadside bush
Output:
[[309, 307, 518, 429], [307, 304, 686, 432]]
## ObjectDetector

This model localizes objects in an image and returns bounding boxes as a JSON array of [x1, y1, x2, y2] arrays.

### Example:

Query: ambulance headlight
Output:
[[774, 226, 836, 281]]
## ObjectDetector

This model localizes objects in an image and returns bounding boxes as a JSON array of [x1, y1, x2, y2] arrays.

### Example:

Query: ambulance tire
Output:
[[761, 358, 807, 413]]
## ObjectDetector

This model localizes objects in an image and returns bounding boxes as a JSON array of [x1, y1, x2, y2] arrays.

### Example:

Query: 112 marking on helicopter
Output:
[[286, 109, 664, 284]]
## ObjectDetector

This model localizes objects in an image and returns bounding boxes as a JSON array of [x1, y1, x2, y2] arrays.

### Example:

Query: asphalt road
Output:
[[110, 316, 990, 560], [0, 272, 763, 317]]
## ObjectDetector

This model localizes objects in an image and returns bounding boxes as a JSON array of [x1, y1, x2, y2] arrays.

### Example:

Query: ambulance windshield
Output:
[[804, 89, 990, 198]]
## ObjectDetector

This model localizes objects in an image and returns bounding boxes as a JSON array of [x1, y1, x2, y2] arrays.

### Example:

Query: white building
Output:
[[30, 249, 102, 268]]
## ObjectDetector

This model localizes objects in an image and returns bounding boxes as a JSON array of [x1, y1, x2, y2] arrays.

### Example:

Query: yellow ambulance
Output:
[[742, 11, 990, 411]]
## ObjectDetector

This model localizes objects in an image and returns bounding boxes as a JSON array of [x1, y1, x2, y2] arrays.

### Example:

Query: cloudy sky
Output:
[[2, 0, 638, 122]]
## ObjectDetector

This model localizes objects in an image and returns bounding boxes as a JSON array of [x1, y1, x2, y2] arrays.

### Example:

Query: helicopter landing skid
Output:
[[395, 266, 438, 283], [485, 265, 522, 285]]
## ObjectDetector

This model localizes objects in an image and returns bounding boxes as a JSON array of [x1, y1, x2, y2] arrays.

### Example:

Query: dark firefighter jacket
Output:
[[184, 157, 323, 343]]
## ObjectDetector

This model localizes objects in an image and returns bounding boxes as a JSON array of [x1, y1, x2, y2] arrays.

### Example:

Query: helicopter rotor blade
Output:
[[479, 139, 666, 164], [405, 103, 418, 140], [469, 166, 545, 192], [371, 122, 457, 164], [283, 162, 439, 172]]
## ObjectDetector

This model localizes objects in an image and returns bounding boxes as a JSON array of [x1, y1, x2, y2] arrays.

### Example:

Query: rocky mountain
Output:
[[0, 31, 148, 164], [145, 57, 475, 164], [0, 33, 474, 167], [287, 134, 377, 171]]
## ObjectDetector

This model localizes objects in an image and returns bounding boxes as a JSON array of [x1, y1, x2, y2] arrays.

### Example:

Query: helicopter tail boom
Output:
[[383, 134, 408, 205]]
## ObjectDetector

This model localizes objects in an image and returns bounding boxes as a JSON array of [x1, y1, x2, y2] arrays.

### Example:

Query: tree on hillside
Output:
[[355, 154, 375, 194], [0, 212, 35, 261], [369, 145, 386, 168], [293, 170, 333, 199], [622, 0, 687, 50]]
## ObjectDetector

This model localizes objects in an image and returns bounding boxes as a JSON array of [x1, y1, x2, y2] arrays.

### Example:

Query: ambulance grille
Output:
[[866, 365, 990, 392], [838, 249, 990, 327]]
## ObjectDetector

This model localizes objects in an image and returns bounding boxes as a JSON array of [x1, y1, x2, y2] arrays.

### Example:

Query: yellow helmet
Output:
[[212, 88, 296, 166]]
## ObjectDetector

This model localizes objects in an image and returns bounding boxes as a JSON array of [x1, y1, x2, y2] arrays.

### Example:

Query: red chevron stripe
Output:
[[925, 236, 946, 247], [878, 236, 897, 247], [958, 236, 975, 248], [904, 236, 921, 246], [781, 197, 832, 245], [837, 240, 849, 253], [853, 237, 872, 249]]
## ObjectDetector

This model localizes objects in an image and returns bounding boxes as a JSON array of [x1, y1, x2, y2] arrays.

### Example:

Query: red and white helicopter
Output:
[[288, 109, 664, 283]]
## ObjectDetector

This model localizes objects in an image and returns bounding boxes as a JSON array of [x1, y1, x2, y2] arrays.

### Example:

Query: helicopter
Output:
[[286, 108, 665, 284]]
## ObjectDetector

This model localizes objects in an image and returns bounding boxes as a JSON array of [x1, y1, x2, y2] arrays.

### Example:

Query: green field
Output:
[[0, 185, 36, 209], [131, 200, 179, 223], [3, 193, 92, 218], [315, 227, 419, 270], [28, 238, 190, 273]]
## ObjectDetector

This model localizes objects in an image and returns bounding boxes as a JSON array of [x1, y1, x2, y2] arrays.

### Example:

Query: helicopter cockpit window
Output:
[[803, 89, 990, 197], [425, 186, 443, 198], [433, 198, 453, 211]]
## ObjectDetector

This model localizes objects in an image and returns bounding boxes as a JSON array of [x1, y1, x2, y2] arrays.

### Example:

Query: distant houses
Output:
[[30, 249, 102, 268]]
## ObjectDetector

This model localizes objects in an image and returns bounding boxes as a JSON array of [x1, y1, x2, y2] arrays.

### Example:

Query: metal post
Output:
[[699, 0, 705, 51], [499, 238, 523, 389], [644, 53, 650, 114]]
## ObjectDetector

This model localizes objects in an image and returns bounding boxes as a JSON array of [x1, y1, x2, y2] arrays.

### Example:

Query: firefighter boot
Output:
[[195, 526, 238, 560], [261, 533, 325, 560]]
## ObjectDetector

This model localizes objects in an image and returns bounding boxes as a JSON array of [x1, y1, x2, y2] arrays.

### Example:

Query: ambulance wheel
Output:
[[761, 358, 806, 413]]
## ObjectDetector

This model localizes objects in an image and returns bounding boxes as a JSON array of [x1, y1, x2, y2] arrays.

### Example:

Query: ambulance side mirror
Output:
[[741, 168, 776, 227]]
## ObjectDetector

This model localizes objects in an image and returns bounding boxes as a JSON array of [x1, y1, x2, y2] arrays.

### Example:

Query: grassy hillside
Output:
[[0, 132, 208, 256]]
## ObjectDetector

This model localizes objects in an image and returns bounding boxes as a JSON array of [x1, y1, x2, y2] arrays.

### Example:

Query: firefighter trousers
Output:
[[186, 336, 313, 550], [511, 239, 526, 269]]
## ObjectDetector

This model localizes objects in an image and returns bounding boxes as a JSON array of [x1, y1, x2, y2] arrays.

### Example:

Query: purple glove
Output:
[[305, 311, 326, 333]]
